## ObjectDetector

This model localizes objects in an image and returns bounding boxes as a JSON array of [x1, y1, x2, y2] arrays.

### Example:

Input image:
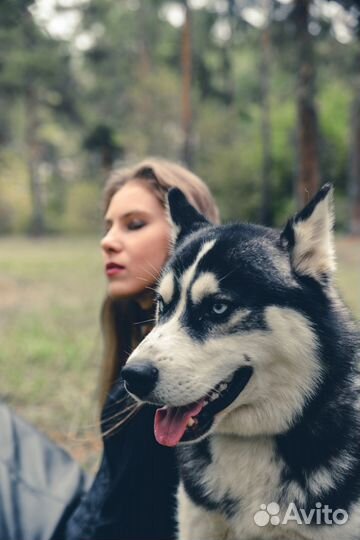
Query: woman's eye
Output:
[[211, 302, 230, 316], [127, 220, 146, 231]]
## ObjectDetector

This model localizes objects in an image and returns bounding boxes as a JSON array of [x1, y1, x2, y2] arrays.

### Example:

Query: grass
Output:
[[0, 236, 105, 470], [0, 235, 359, 471], [335, 235, 360, 318]]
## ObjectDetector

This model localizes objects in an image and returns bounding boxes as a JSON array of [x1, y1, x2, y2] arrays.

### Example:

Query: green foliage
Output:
[[60, 182, 102, 234], [0, 1, 359, 233], [0, 150, 31, 233], [195, 101, 261, 221], [319, 80, 352, 190], [123, 68, 183, 158], [0, 237, 104, 467]]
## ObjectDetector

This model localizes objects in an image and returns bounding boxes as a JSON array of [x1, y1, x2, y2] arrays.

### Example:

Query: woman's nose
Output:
[[101, 230, 123, 253]]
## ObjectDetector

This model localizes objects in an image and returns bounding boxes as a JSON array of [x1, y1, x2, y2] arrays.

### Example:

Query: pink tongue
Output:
[[154, 401, 204, 447]]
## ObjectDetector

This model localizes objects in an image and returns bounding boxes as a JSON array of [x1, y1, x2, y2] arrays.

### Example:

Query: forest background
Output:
[[0, 0, 359, 469]]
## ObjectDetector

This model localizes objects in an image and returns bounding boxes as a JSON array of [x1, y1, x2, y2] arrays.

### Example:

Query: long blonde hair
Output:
[[99, 158, 220, 407]]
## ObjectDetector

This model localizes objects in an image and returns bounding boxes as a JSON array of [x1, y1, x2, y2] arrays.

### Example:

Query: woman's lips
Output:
[[105, 263, 126, 277]]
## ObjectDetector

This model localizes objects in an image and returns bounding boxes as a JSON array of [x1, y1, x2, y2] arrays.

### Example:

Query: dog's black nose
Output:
[[121, 363, 159, 399]]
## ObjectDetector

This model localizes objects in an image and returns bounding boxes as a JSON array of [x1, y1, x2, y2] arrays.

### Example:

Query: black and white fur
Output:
[[123, 185, 360, 540]]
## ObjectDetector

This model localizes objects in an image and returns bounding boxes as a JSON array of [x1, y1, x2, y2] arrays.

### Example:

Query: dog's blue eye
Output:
[[212, 302, 229, 316]]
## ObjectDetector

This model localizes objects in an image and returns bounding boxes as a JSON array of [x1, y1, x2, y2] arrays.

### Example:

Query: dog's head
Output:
[[123, 185, 336, 446]]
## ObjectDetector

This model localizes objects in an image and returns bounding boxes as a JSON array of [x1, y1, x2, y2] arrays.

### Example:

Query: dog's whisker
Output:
[[133, 318, 156, 326], [102, 404, 144, 439], [142, 266, 159, 280], [135, 261, 160, 282], [145, 285, 159, 294], [101, 402, 139, 425], [136, 275, 157, 286], [146, 259, 164, 278], [102, 394, 129, 409], [72, 399, 141, 434], [218, 269, 236, 283], [102, 403, 140, 429]]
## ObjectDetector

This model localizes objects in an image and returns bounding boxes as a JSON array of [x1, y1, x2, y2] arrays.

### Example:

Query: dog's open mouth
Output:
[[154, 366, 252, 447]]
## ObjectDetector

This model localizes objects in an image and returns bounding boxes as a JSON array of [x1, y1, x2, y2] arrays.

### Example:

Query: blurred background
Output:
[[0, 0, 359, 471]]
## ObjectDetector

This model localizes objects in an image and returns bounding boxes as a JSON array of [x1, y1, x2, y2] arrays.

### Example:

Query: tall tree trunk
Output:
[[294, 0, 320, 207], [137, 0, 152, 78], [133, 0, 152, 157], [52, 156, 67, 216], [221, 0, 236, 107], [181, 1, 193, 168], [349, 87, 360, 235], [221, 45, 235, 106], [23, 10, 46, 235], [260, 5, 273, 226], [25, 86, 45, 236]]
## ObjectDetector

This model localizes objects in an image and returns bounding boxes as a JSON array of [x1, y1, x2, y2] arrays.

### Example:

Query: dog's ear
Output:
[[167, 188, 210, 245], [280, 184, 335, 283]]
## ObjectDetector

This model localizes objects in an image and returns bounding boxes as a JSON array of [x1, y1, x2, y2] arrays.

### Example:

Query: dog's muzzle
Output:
[[121, 362, 159, 399]]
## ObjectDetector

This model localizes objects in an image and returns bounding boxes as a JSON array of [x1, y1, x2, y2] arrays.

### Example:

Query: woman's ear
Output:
[[280, 183, 336, 283], [166, 188, 210, 245]]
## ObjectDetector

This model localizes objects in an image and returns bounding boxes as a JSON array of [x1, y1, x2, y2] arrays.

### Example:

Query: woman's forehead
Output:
[[106, 180, 164, 218]]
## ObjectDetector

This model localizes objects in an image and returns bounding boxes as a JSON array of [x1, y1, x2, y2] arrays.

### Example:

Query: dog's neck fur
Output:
[[274, 296, 360, 512]]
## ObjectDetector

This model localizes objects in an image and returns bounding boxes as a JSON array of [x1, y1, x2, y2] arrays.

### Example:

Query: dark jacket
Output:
[[0, 403, 89, 540], [66, 379, 179, 540]]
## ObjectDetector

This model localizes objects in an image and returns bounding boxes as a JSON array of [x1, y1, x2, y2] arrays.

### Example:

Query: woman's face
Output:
[[101, 180, 171, 301]]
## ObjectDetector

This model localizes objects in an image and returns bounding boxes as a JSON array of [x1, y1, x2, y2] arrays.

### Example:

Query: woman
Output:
[[66, 158, 220, 540], [100, 159, 219, 407]]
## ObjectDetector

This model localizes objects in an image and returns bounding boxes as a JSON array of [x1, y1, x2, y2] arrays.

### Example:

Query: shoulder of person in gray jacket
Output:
[[0, 403, 90, 540]]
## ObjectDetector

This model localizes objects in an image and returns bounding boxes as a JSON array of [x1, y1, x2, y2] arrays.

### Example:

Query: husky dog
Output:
[[122, 185, 360, 540]]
